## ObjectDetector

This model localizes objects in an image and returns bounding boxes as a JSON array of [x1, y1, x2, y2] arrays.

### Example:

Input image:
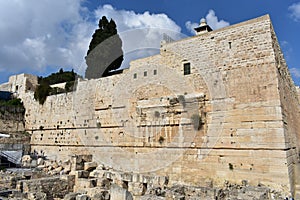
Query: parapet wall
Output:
[[3, 15, 299, 196]]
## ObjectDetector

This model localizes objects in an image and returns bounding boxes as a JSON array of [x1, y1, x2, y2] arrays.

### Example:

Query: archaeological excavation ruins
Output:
[[1, 14, 300, 199]]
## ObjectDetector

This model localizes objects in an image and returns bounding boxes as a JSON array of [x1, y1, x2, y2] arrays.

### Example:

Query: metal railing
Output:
[[0, 151, 22, 166]]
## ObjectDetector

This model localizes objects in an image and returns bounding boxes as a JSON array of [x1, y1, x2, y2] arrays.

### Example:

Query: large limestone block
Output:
[[27, 192, 47, 200], [84, 162, 98, 171], [76, 194, 91, 200], [110, 184, 133, 200], [71, 155, 93, 171], [128, 182, 147, 196]]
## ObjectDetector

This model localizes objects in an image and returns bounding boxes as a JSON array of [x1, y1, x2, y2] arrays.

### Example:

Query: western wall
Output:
[[1, 14, 300, 197]]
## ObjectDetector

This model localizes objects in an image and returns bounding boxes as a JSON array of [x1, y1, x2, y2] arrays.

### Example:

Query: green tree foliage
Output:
[[87, 16, 117, 55], [0, 98, 25, 114], [65, 80, 76, 92], [85, 16, 123, 79], [34, 83, 52, 105], [38, 68, 76, 85], [0, 98, 24, 107], [1, 98, 23, 106], [34, 69, 78, 105]]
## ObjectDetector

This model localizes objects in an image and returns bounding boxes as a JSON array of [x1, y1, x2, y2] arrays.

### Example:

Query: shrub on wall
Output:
[[34, 83, 52, 105], [34, 69, 78, 105], [158, 136, 165, 144], [0, 98, 25, 114]]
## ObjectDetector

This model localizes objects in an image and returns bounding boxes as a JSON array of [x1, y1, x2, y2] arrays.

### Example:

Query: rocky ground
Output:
[[0, 154, 290, 200]]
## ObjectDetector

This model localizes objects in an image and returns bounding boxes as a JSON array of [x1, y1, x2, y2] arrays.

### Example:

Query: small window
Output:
[[183, 63, 191, 75], [144, 71, 147, 77], [229, 42, 232, 49], [133, 73, 137, 79], [154, 69, 157, 75], [15, 85, 19, 91]]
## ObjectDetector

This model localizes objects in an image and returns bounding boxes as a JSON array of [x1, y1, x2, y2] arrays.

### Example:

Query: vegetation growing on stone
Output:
[[229, 163, 234, 170], [0, 98, 23, 107], [34, 83, 52, 105], [38, 68, 76, 85], [0, 97, 25, 114], [158, 136, 165, 144], [65, 81, 76, 93], [34, 68, 78, 105]]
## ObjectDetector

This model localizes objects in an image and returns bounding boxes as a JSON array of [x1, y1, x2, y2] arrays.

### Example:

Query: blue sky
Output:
[[0, 1, 300, 85]]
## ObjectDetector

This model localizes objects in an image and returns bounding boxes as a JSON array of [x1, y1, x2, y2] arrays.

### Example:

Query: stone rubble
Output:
[[0, 154, 290, 199]]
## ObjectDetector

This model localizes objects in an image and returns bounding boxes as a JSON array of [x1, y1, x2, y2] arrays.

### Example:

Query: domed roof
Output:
[[200, 18, 207, 27]]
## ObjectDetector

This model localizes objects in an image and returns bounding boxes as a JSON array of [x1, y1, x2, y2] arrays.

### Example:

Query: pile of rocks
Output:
[[141, 182, 286, 200], [0, 168, 49, 199], [0, 170, 23, 191], [1, 154, 290, 200], [60, 155, 287, 200], [21, 155, 72, 176]]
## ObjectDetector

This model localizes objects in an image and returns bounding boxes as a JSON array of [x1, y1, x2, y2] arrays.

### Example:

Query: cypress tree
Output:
[[85, 16, 123, 79]]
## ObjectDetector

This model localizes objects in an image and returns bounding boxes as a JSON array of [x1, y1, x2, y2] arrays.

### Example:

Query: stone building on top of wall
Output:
[[0, 73, 38, 99]]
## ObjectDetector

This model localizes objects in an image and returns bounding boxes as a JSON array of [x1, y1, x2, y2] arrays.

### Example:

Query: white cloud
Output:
[[206, 10, 230, 30], [280, 40, 293, 61], [93, 4, 184, 69], [185, 9, 229, 35], [0, 2, 184, 78], [290, 67, 300, 78], [0, 0, 94, 76], [289, 2, 300, 21], [94, 4, 181, 32], [185, 21, 199, 35]]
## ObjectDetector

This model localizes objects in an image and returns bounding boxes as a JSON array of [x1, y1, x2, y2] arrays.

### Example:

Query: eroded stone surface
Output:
[[0, 15, 300, 198]]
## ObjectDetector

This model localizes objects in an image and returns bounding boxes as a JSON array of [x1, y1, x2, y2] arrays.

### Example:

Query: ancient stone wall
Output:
[[270, 21, 300, 194], [0, 74, 37, 100], [0, 106, 25, 133], [18, 176, 73, 199], [0, 83, 11, 92], [2, 14, 298, 197], [153, 15, 295, 192]]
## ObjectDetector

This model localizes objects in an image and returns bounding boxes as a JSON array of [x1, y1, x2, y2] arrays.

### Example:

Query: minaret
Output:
[[194, 18, 213, 35]]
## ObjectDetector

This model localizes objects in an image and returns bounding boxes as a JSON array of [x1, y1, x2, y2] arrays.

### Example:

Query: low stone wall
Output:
[[18, 176, 74, 199], [0, 171, 23, 191]]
